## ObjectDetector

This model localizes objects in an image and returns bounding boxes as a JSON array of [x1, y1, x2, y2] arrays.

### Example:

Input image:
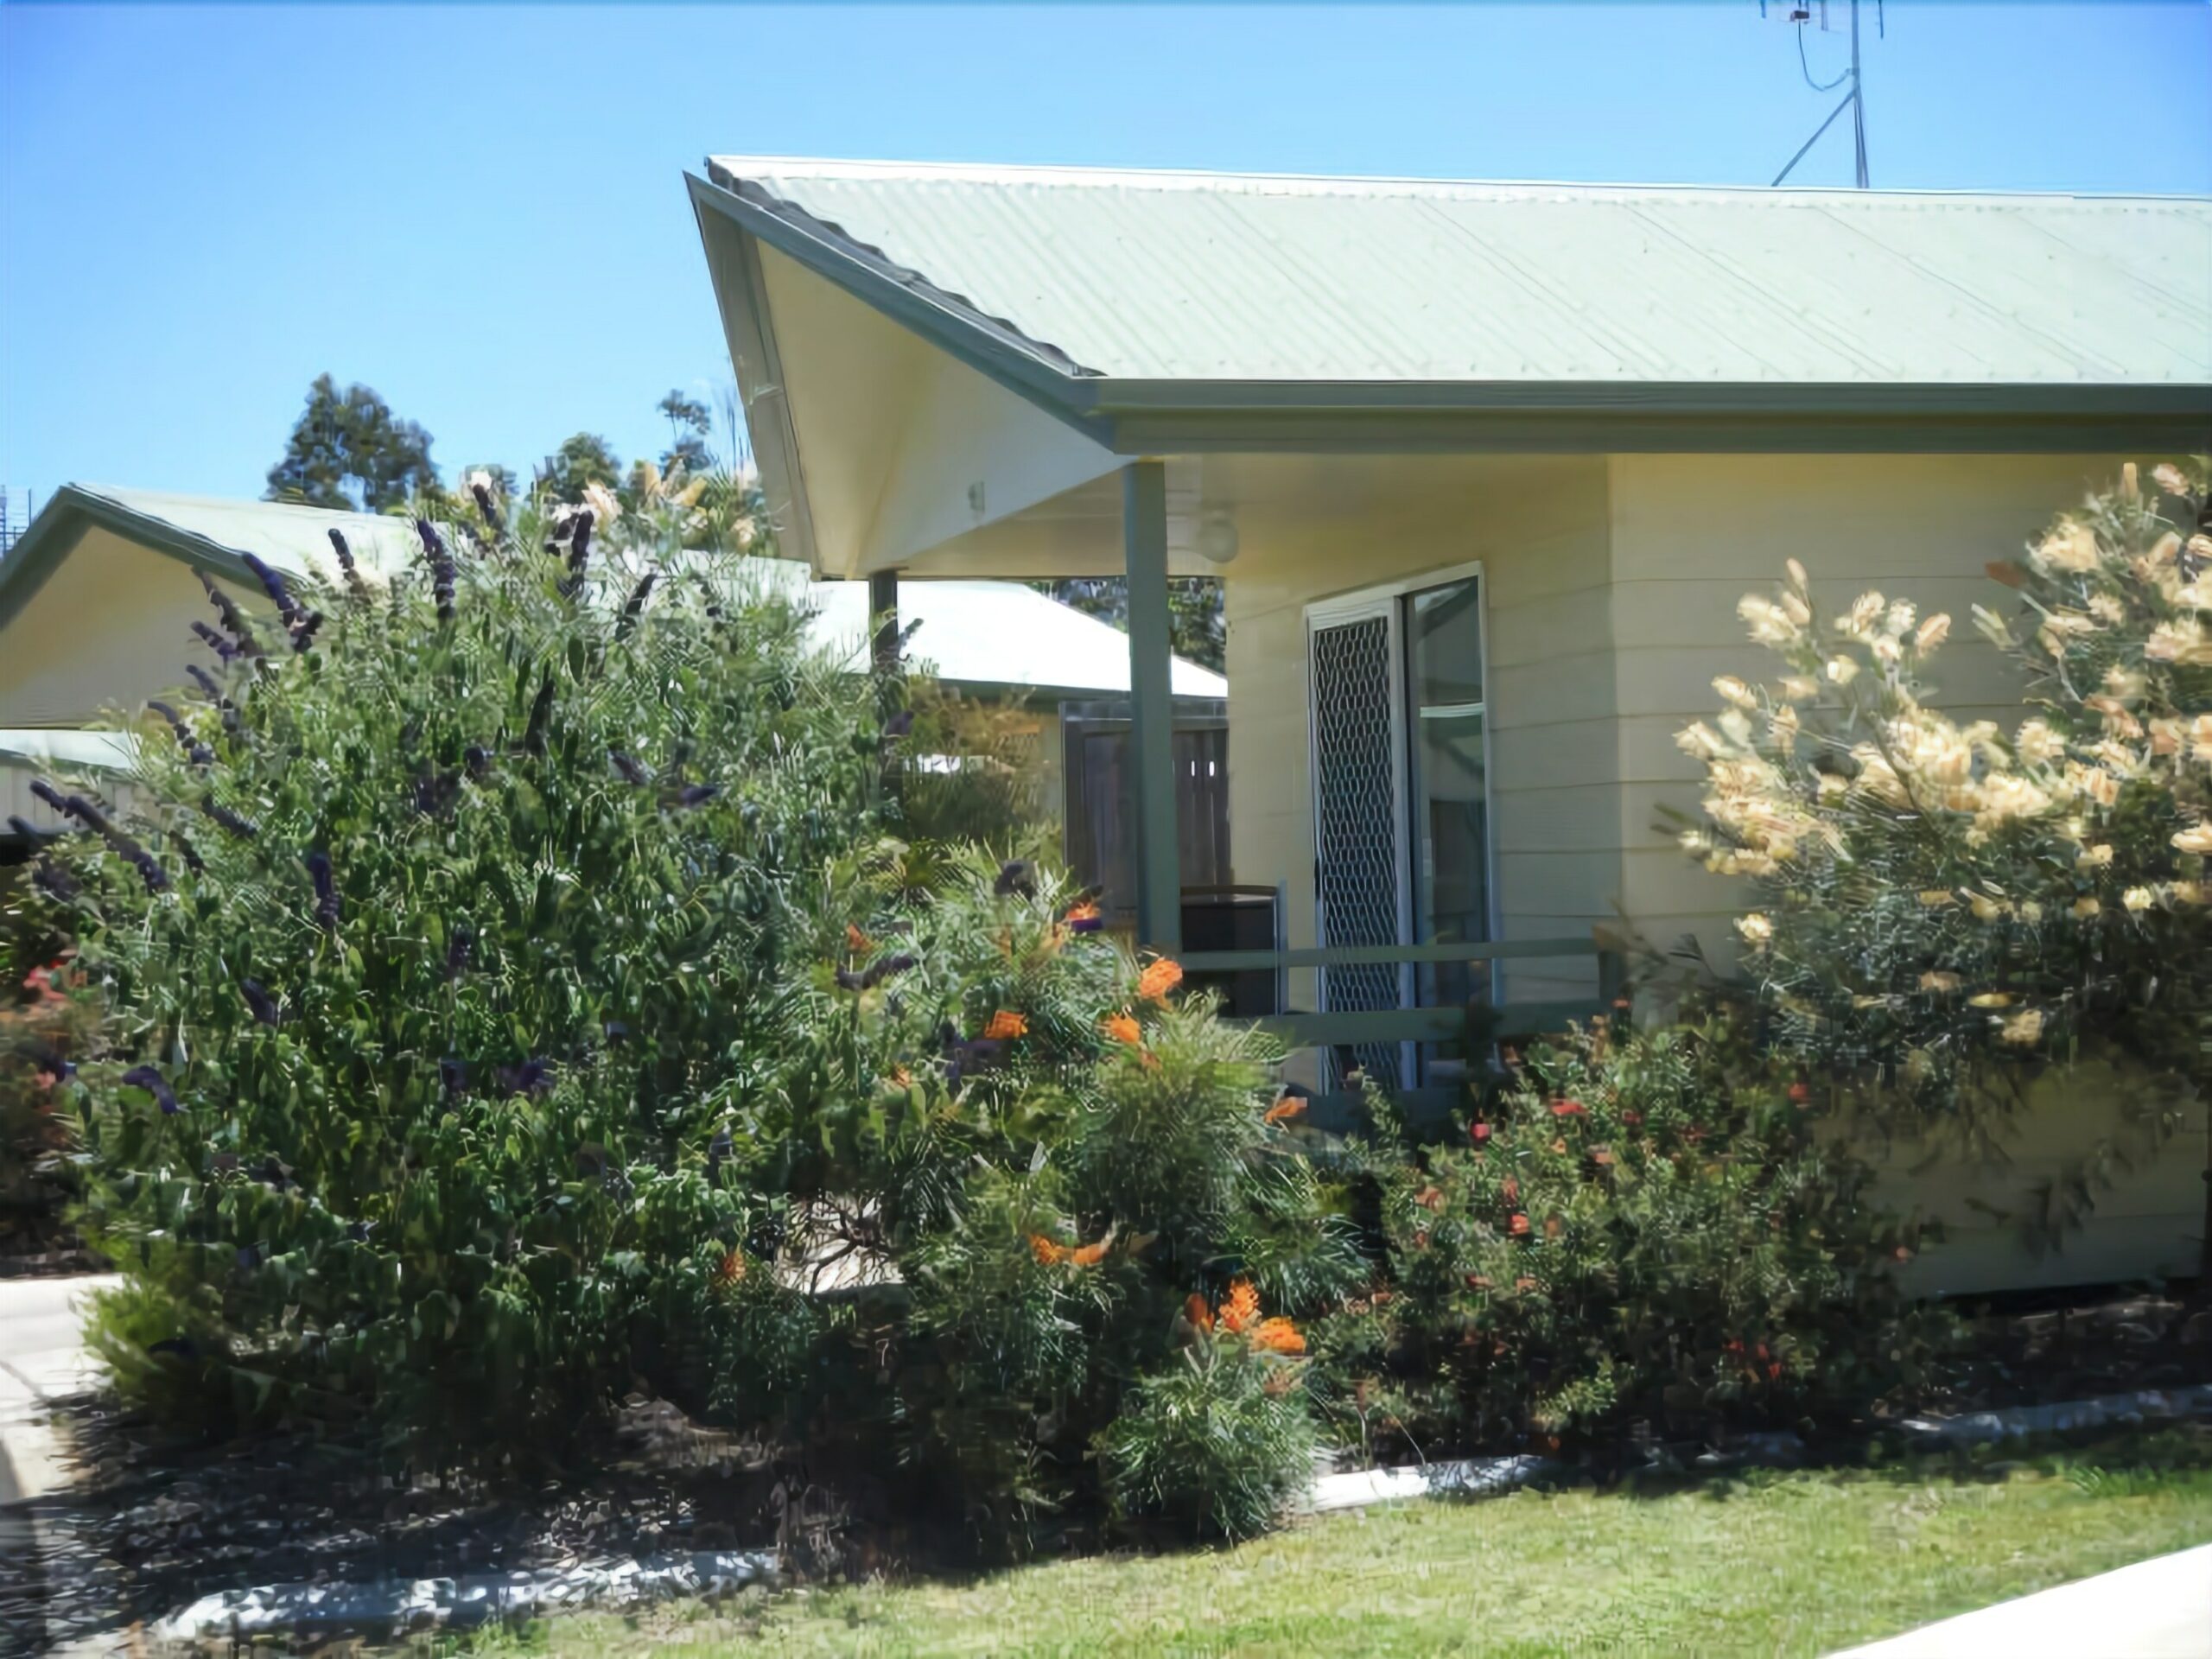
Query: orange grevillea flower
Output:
[[1064, 899, 1103, 931], [845, 923, 874, 955], [1550, 1097, 1587, 1117], [1029, 1235, 1068, 1267], [1184, 1292, 1215, 1334], [1069, 1236, 1110, 1268], [1251, 1316, 1306, 1356], [1509, 1213, 1531, 1236], [1465, 1274, 1493, 1291], [1136, 958, 1183, 1001], [1219, 1277, 1262, 1335], [715, 1248, 747, 1287], [1101, 1011, 1142, 1046], [1415, 1185, 1445, 1212], [1262, 1093, 1306, 1127], [983, 1008, 1028, 1041], [1514, 1275, 1539, 1293]]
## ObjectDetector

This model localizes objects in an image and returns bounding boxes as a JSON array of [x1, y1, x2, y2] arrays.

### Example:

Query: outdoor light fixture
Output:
[[1195, 506, 1240, 565]]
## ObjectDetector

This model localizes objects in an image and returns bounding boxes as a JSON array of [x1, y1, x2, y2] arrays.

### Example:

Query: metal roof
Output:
[[702, 157, 2212, 403], [0, 485, 1224, 702]]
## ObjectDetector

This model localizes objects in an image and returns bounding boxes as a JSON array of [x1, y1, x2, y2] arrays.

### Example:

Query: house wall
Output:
[[1605, 450, 2197, 1291], [1223, 454, 1619, 1014], [0, 527, 255, 728], [1224, 447, 2196, 1290]]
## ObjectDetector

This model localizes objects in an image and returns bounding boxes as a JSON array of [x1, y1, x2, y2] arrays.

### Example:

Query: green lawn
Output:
[[469, 1439, 2212, 1658]]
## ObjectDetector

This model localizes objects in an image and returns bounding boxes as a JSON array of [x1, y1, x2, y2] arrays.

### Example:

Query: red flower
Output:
[[1508, 1213, 1530, 1236], [1501, 1177, 1519, 1205], [1469, 1122, 1492, 1144], [1550, 1098, 1587, 1117], [1788, 1081, 1813, 1107], [1621, 1110, 1643, 1126]]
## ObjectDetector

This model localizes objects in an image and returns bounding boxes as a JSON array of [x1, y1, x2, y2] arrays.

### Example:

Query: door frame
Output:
[[1303, 557, 1499, 1072]]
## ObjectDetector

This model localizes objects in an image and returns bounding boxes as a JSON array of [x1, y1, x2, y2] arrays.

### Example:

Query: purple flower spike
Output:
[[676, 783, 720, 808], [306, 849, 340, 930], [240, 977, 283, 1028], [204, 798, 259, 840], [240, 552, 302, 626], [192, 620, 240, 663], [122, 1065, 181, 1115], [609, 750, 652, 786], [416, 519, 457, 620], [198, 573, 261, 656], [29, 780, 67, 814], [327, 528, 370, 600]]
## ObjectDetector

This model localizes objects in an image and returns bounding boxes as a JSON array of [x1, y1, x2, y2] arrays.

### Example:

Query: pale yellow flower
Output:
[[1735, 912, 1774, 947], [2147, 618, 2212, 666], [1914, 613, 1952, 652], [1676, 722, 1726, 761], [1825, 655, 1860, 687], [1999, 1007, 2045, 1046], [2120, 461, 2139, 499], [1712, 675, 1758, 710], [1779, 675, 1820, 702], [1919, 971, 1961, 993], [2031, 522, 2102, 575], [1780, 589, 1813, 627], [1967, 991, 2015, 1008], [2146, 530, 2183, 565], [2014, 720, 2066, 766], [582, 481, 622, 526], [2069, 766, 2120, 810], [2077, 842, 2114, 868], [2152, 464, 2190, 499], [1968, 893, 2006, 922], [1785, 556, 1809, 590], [2123, 887, 2155, 912], [2072, 897, 2102, 919], [2019, 901, 2044, 923], [1738, 594, 1801, 646], [2172, 823, 2212, 855], [1917, 889, 1957, 909]]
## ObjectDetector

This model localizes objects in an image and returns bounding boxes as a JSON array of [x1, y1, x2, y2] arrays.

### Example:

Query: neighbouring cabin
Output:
[[690, 156, 2212, 1291], [0, 486, 1228, 899]]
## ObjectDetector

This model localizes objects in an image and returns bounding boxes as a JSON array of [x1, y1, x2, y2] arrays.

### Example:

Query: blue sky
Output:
[[3, 3, 2207, 517]]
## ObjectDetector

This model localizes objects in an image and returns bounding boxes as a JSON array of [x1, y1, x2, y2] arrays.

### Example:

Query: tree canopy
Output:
[[264, 375, 436, 512]]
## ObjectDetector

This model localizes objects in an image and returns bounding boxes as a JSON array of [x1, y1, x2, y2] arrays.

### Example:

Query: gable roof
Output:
[[0, 485, 1224, 703], [695, 157, 2212, 435], [0, 484, 417, 633]]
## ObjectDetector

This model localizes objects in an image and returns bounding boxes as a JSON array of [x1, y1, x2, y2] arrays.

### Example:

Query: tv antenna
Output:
[[1762, 0, 1880, 188]]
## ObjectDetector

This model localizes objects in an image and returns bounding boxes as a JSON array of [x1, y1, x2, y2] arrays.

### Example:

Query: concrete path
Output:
[[1830, 1543, 2212, 1658], [0, 1274, 115, 1504]]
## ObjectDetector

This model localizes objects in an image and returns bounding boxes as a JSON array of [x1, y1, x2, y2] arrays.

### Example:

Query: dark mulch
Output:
[[8, 1283, 2207, 1656]]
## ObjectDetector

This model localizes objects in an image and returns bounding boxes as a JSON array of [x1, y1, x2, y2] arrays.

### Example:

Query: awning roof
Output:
[[697, 157, 2212, 425]]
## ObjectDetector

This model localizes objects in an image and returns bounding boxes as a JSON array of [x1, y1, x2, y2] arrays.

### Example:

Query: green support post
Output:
[[1123, 461, 1180, 951]]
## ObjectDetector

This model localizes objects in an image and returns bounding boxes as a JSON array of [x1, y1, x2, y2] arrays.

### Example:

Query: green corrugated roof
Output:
[[702, 158, 2212, 395]]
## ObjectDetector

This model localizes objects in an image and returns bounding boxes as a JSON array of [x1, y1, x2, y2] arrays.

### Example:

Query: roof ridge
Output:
[[705, 156, 2212, 207]]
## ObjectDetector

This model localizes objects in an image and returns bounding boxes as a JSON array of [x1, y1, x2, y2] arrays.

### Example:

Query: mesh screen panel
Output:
[[1310, 615, 1403, 1089]]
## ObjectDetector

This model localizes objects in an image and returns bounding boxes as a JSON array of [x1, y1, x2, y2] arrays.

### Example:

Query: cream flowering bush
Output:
[[1679, 461, 2212, 1230]]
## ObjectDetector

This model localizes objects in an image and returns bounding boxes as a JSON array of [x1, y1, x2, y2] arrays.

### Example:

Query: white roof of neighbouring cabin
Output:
[[702, 157, 2212, 393], [0, 486, 1225, 702]]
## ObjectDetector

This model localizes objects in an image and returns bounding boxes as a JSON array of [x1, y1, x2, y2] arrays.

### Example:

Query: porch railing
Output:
[[1179, 934, 1623, 1047]]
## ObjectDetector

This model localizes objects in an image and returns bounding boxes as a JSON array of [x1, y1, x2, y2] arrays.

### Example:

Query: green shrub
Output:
[[1680, 457, 2212, 1239], [0, 900, 98, 1263], [26, 480, 1360, 1550], [1098, 1329, 1318, 1541], [1315, 1009, 1942, 1456]]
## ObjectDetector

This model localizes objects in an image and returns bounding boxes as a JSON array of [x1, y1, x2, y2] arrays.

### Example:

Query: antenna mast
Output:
[[1765, 0, 1876, 188]]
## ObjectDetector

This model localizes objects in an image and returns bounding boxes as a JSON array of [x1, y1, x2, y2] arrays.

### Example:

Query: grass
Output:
[[457, 1436, 2212, 1658]]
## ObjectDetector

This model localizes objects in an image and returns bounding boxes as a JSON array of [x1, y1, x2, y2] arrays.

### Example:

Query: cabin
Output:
[[689, 156, 2212, 1291], [0, 484, 1227, 918]]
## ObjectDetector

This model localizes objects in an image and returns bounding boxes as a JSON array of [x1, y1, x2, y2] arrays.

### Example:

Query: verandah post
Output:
[[870, 567, 900, 798], [1123, 461, 1181, 951]]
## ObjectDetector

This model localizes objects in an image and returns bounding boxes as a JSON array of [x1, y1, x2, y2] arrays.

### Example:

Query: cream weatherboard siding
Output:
[[1604, 451, 2199, 1292], [1224, 455, 1618, 1017], [0, 525, 259, 731], [1225, 448, 2198, 1290]]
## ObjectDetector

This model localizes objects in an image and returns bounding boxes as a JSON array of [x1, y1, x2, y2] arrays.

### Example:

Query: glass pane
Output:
[[1403, 577, 1489, 1082]]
